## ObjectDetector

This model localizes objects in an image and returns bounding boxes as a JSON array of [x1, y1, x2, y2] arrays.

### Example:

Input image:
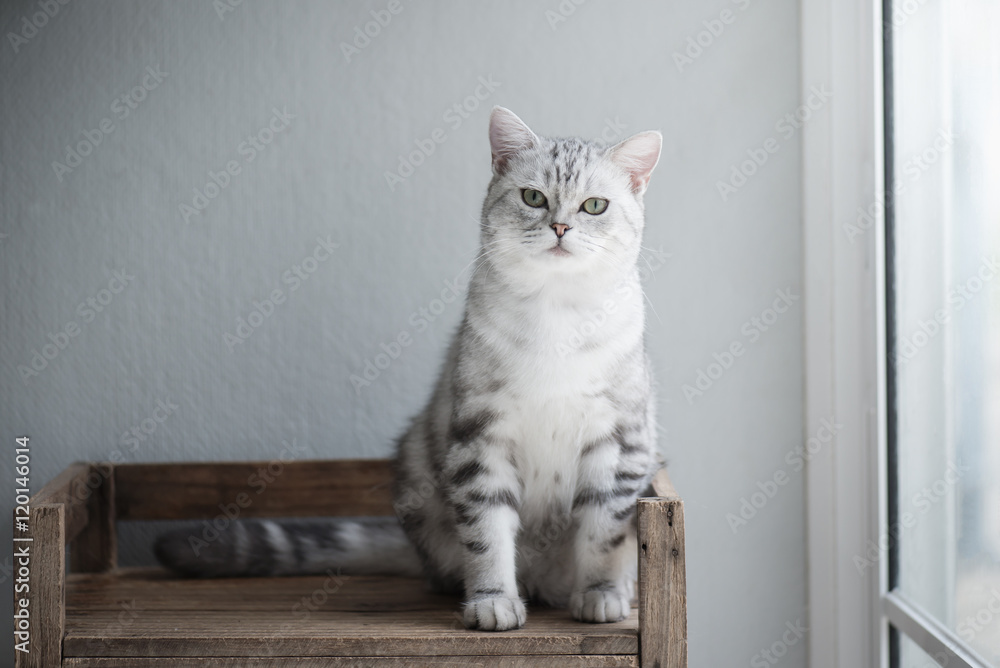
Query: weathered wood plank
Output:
[[15, 504, 65, 668], [114, 459, 396, 520], [31, 462, 90, 506], [29, 461, 92, 543], [637, 497, 687, 668], [40, 459, 686, 666], [71, 463, 117, 572], [67, 569, 451, 612], [648, 468, 681, 503], [65, 655, 639, 667], [65, 607, 637, 657]]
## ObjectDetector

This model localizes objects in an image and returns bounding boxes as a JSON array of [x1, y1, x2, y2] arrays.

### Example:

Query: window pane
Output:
[[890, 0, 1000, 664], [900, 631, 952, 668]]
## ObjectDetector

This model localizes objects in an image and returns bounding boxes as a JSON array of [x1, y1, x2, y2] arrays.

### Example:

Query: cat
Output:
[[155, 107, 663, 632]]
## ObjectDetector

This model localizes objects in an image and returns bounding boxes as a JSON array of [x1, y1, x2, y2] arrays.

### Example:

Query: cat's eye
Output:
[[522, 189, 548, 208], [581, 197, 609, 215]]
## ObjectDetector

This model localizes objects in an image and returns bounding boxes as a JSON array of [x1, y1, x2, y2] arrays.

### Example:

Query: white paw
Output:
[[463, 594, 527, 631], [570, 587, 631, 623]]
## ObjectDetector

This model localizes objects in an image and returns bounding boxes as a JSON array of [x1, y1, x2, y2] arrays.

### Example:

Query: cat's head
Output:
[[480, 106, 661, 288]]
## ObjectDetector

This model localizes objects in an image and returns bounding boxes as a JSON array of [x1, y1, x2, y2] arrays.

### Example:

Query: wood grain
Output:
[[31, 459, 689, 666], [648, 468, 680, 503], [65, 609, 637, 658], [637, 497, 687, 668], [64, 656, 639, 667], [16, 504, 65, 668], [70, 463, 117, 573], [114, 459, 395, 521], [66, 569, 453, 612], [29, 461, 92, 544], [63, 569, 637, 658]]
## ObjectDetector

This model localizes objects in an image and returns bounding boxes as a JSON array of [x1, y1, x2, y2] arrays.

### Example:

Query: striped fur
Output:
[[155, 107, 663, 632]]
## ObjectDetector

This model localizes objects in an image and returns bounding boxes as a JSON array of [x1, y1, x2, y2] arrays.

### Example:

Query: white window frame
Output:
[[803, 1, 994, 666], [802, 0, 886, 663]]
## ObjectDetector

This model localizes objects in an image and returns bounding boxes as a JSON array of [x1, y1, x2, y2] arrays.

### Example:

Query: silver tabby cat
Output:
[[156, 107, 663, 631]]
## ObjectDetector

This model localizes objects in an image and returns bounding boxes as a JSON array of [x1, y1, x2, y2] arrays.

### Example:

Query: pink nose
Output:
[[551, 223, 570, 238]]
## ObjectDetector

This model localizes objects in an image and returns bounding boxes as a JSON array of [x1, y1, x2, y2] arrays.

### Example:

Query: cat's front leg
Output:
[[570, 431, 651, 623], [445, 434, 525, 631]]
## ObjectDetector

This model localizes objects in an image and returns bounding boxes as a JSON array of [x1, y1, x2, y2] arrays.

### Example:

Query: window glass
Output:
[[890, 0, 1000, 663]]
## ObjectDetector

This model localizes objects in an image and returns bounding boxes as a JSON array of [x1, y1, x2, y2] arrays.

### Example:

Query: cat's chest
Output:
[[484, 302, 635, 441], [501, 303, 638, 384], [491, 379, 619, 505]]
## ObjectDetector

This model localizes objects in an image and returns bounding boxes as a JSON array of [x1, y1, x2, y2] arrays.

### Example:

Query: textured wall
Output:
[[0, 1, 805, 665]]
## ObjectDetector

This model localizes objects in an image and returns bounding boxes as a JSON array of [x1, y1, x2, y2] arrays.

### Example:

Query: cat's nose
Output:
[[550, 223, 570, 238]]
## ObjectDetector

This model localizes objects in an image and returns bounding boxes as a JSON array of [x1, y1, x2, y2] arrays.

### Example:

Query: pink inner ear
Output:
[[611, 131, 662, 193], [489, 108, 537, 174]]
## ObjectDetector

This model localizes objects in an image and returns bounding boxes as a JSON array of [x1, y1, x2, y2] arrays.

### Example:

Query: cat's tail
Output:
[[154, 517, 423, 578]]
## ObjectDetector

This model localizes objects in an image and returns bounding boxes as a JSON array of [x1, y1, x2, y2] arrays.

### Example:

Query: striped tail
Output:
[[154, 517, 422, 578]]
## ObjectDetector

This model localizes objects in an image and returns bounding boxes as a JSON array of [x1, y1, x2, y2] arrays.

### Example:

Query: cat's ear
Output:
[[489, 107, 538, 175], [609, 130, 662, 195]]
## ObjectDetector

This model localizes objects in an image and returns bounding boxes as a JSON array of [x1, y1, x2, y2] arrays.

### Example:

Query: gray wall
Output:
[[0, 1, 806, 665]]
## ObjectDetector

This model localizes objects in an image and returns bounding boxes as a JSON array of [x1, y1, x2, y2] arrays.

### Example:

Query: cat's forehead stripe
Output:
[[544, 138, 603, 189]]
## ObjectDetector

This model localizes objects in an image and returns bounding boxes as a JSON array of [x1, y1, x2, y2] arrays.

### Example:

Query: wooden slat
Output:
[[65, 656, 639, 667], [71, 463, 117, 572], [65, 608, 637, 658], [648, 468, 680, 503], [32, 462, 90, 506], [637, 497, 687, 668], [67, 569, 452, 612], [114, 459, 395, 521], [15, 504, 65, 668], [29, 461, 92, 543], [64, 569, 637, 658]]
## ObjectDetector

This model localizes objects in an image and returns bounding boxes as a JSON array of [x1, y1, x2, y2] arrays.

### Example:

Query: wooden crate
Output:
[[14, 459, 686, 667]]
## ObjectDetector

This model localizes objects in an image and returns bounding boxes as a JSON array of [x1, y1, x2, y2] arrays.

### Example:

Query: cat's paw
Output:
[[570, 587, 631, 623], [462, 594, 527, 631]]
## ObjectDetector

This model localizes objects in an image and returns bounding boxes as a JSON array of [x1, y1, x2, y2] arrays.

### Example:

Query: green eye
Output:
[[522, 189, 548, 208], [581, 197, 609, 215]]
